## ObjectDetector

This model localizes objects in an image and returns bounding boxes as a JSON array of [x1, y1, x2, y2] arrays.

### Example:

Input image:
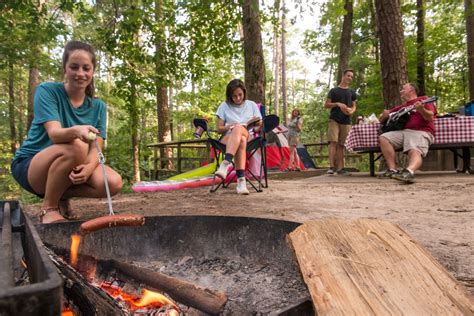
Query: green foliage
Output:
[[0, 142, 17, 200], [302, 0, 468, 118], [0, 0, 471, 198]]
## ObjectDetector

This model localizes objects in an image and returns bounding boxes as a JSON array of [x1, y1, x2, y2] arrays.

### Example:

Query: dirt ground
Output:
[[26, 170, 474, 294]]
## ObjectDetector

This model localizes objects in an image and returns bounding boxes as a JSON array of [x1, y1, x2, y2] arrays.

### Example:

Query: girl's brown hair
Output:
[[291, 108, 301, 118], [226, 79, 247, 104]]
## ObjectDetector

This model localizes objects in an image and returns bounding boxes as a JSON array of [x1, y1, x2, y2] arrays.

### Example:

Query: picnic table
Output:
[[345, 116, 474, 176]]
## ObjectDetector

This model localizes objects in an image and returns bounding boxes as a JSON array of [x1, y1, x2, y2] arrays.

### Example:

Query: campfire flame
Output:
[[70, 234, 81, 267], [61, 307, 75, 316], [135, 288, 177, 308], [68, 233, 178, 313], [100, 282, 178, 311]]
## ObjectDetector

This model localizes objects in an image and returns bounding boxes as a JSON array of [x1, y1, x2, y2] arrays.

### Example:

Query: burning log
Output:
[[45, 247, 129, 316], [105, 259, 228, 315]]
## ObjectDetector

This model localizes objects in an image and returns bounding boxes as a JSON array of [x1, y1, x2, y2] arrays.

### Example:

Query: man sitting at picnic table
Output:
[[378, 83, 437, 184]]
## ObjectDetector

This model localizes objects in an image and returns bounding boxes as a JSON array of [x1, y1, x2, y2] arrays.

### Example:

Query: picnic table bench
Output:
[[345, 116, 474, 176]]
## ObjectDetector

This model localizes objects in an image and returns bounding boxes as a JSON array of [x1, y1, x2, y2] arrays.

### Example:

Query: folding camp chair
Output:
[[193, 114, 280, 193]]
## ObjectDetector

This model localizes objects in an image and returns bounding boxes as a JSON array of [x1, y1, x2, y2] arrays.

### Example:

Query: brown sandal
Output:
[[39, 207, 66, 224]]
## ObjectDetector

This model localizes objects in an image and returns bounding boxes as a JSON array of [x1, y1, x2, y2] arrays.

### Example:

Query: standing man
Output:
[[378, 83, 437, 184], [324, 69, 357, 175]]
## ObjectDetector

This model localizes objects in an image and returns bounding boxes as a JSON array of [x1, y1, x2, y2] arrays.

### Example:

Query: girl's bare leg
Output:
[[28, 139, 122, 222], [220, 125, 249, 170], [288, 146, 295, 169], [294, 147, 301, 170], [234, 134, 248, 170], [28, 139, 89, 222], [223, 125, 249, 155]]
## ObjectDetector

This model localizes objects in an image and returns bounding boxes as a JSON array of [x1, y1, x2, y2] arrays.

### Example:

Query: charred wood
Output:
[[105, 259, 227, 315], [45, 247, 128, 316]]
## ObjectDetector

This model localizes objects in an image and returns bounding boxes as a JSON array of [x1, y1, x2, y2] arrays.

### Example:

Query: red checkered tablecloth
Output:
[[345, 116, 474, 152]]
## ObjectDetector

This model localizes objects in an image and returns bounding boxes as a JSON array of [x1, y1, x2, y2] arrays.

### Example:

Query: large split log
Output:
[[287, 219, 474, 315], [104, 259, 228, 315]]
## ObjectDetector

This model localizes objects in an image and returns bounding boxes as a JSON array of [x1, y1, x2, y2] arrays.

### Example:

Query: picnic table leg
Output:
[[462, 147, 471, 173], [369, 152, 375, 177], [452, 149, 459, 171]]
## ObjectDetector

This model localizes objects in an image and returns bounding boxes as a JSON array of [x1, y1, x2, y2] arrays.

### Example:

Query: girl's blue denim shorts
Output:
[[11, 156, 43, 198]]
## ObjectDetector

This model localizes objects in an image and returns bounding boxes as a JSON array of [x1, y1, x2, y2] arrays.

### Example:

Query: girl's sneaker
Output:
[[236, 177, 249, 195], [215, 161, 231, 179]]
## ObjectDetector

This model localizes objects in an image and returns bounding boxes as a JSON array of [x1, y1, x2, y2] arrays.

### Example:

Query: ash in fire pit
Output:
[[38, 215, 312, 314], [133, 255, 307, 312]]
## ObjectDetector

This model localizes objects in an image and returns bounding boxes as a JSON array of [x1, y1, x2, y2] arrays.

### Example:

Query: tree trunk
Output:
[[281, 0, 288, 124], [369, 0, 380, 63], [242, 0, 266, 105], [337, 0, 353, 82], [416, 0, 426, 96], [328, 45, 336, 88], [272, 0, 280, 116], [169, 85, 174, 140], [156, 86, 171, 168], [130, 82, 140, 183], [106, 55, 113, 93], [272, 32, 280, 116], [8, 63, 17, 154], [27, 67, 39, 131], [155, 0, 172, 169], [374, 0, 408, 108], [466, 0, 474, 100], [17, 83, 25, 143]]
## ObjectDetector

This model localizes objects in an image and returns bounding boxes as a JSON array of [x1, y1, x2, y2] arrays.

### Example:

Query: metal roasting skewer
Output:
[[92, 139, 114, 216], [80, 132, 145, 234]]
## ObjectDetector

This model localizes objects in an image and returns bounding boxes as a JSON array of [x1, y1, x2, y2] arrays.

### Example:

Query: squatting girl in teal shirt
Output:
[[11, 41, 122, 223]]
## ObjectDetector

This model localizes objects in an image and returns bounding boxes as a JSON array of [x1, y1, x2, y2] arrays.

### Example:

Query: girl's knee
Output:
[[67, 139, 89, 162], [239, 136, 247, 147], [108, 172, 123, 195]]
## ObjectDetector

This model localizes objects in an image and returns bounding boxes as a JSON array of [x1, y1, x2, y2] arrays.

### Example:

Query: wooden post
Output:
[[153, 147, 158, 180], [177, 143, 182, 174]]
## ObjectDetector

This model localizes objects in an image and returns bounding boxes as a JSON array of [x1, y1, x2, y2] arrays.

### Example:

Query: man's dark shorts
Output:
[[11, 156, 44, 198]]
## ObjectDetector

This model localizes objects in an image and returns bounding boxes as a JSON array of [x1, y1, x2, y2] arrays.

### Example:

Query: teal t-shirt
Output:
[[14, 82, 107, 159]]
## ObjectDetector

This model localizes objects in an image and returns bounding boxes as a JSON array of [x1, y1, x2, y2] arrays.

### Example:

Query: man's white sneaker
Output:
[[215, 161, 231, 179], [236, 177, 249, 195]]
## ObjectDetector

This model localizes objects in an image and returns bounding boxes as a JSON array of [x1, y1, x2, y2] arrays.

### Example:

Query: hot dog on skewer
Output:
[[80, 214, 145, 234]]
